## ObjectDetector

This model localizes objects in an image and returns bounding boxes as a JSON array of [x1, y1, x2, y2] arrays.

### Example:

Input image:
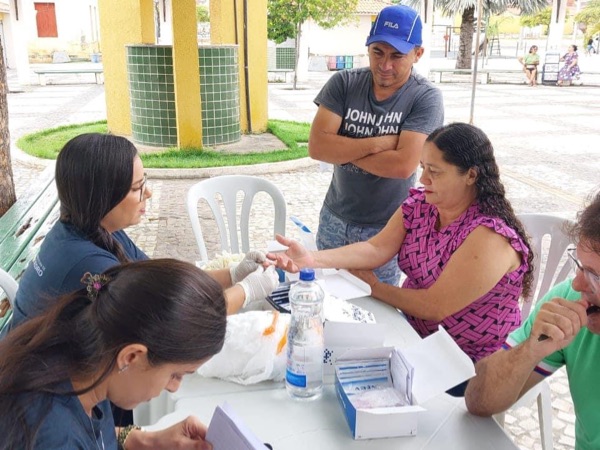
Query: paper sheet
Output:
[[206, 402, 269, 450]]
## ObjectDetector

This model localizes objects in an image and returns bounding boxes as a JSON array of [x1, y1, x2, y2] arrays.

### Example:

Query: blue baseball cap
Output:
[[366, 5, 423, 54]]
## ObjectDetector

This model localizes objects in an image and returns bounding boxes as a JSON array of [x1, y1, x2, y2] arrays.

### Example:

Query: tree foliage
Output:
[[267, 0, 359, 44], [431, 0, 547, 18], [196, 5, 209, 23], [575, 0, 600, 38], [406, 0, 547, 68], [520, 6, 551, 30], [267, 0, 358, 89]]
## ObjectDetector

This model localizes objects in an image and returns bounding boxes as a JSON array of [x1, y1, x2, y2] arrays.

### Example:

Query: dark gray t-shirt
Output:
[[314, 67, 444, 226]]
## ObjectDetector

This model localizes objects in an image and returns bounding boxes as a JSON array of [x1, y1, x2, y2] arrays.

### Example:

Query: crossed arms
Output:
[[308, 105, 427, 178]]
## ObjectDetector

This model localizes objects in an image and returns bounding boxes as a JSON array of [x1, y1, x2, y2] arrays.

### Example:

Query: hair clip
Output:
[[81, 272, 110, 300]]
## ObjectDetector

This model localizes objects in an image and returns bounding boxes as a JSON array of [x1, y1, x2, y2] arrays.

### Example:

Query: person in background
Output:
[[518, 45, 540, 86], [585, 38, 594, 56], [465, 192, 600, 449], [557, 45, 581, 86], [0, 259, 226, 450], [309, 5, 444, 286], [2, 133, 278, 424], [270, 123, 533, 396]]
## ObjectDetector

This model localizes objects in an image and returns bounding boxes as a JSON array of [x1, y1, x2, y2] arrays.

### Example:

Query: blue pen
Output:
[[289, 216, 318, 251], [290, 215, 312, 233]]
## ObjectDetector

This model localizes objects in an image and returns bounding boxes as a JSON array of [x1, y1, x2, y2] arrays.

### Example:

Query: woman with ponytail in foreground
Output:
[[0, 259, 226, 450]]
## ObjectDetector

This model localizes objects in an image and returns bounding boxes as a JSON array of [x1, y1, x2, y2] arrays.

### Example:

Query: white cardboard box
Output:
[[323, 321, 386, 379], [334, 326, 476, 440]]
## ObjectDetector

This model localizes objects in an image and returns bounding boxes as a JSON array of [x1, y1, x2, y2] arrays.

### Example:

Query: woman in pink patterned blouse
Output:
[[270, 123, 533, 393]]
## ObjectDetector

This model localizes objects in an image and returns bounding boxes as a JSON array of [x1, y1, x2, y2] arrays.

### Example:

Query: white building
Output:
[[24, 0, 100, 61], [2, 0, 100, 83]]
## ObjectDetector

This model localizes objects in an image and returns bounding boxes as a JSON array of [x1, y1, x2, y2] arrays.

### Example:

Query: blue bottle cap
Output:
[[299, 268, 315, 281]]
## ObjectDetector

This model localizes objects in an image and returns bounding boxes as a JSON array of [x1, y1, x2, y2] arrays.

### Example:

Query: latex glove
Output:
[[238, 265, 279, 308], [230, 250, 266, 284]]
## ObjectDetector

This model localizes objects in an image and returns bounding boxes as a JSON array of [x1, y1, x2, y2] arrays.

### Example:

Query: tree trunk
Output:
[[456, 7, 475, 69], [293, 20, 302, 90], [0, 40, 15, 218]]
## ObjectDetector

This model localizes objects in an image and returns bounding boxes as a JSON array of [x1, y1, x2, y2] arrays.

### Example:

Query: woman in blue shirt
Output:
[[0, 259, 226, 450], [8, 133, 278, 332]]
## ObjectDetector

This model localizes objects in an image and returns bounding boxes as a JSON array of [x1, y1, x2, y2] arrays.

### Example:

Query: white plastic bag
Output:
[[198, 310, 290, 385]]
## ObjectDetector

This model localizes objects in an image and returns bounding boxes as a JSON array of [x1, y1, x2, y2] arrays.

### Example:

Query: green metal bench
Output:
[[0, 165, 59, 330]]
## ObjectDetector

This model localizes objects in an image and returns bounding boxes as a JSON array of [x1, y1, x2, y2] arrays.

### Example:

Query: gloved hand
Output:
[[238, 265, 279, 309], [230, 250, 267, 284]]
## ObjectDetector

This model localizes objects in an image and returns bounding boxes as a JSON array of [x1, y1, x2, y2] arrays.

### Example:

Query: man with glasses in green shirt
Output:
[[465, 192, 600, 450]]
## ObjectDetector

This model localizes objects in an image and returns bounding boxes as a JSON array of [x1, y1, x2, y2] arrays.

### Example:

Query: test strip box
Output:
[[335, 327, 476, 440]]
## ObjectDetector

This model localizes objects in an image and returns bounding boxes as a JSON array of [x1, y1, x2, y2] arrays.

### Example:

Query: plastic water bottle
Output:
[[286, 268, 324, 400]]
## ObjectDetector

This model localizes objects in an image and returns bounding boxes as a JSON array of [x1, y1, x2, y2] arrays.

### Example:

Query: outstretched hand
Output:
[[266, 234, 315, 273]]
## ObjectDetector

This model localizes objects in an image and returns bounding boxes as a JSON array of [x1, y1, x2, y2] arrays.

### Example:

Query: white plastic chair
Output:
[[0, 268, 18, 307], [519, 214, 575, 319], [186, 175, 286, 264], [496, 213, 575, 450]]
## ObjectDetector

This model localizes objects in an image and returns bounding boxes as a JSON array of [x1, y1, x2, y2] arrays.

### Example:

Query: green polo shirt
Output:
[[507, 279, 600, 450]]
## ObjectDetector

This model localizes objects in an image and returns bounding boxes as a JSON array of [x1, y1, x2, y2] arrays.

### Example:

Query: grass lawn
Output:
[[17, 119, 311, 168]]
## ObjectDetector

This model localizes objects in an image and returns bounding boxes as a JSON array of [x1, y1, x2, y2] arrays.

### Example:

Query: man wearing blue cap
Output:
[[309, 5, 444, 286]]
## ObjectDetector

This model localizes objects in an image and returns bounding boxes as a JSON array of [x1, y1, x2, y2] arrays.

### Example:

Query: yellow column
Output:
[[210, 0, 236, 44], [171, 0, 202, 147], [98, 0, 154, 135], [210, 0, 268, 133], [245, 0, 268, 132]]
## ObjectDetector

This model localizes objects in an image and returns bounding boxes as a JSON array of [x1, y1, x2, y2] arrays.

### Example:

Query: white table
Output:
[[142, 297, 518, 449], [135, 296, 421, 425]]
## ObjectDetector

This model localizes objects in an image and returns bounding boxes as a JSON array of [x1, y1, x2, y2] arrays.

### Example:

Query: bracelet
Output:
[[117, 424, 143, 450]]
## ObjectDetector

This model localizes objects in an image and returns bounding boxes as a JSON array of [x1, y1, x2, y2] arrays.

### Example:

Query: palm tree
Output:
[[575, 0, 600, 45], [406, 0, 547, 68]]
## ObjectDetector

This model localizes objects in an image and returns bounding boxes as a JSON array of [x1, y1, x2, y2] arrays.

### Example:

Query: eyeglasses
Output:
[[567, 247, 600, 293], [136, 173, 148, 202]]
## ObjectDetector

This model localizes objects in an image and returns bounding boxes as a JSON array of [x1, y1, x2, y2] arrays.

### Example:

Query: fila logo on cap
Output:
[[384, 21, 399, 29]]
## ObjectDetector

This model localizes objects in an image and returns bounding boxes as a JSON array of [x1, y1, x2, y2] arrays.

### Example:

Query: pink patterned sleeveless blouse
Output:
[[399, 188, 529, 362]]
